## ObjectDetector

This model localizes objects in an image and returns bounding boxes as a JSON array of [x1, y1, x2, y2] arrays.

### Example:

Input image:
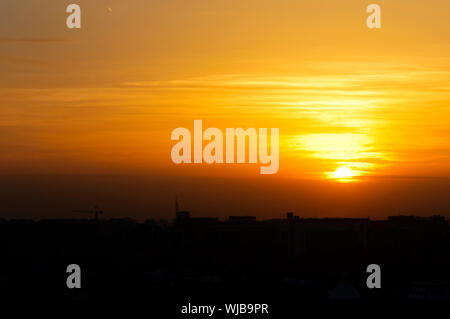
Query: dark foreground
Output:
[[0, 213, 449, 313]]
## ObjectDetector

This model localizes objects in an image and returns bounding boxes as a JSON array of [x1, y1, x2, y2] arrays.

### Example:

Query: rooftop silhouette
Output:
[[1, 211, 449, 302]]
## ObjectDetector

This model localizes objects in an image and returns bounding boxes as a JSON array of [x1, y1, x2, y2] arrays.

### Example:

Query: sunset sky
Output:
[[1, 0, 449, 219]]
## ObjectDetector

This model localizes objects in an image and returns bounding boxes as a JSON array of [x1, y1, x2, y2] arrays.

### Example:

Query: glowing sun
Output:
[[333, 167, 354, 179]]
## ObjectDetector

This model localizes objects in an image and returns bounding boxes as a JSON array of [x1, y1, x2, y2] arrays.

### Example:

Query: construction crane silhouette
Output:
[[74, 205, 103, 221]]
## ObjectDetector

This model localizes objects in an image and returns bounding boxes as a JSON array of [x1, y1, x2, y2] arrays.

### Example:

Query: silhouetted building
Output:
[[175, 210, 190, 221], [228, 216, 256, 222]]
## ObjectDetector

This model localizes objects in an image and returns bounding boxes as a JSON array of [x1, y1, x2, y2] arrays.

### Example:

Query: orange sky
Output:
[[0, 1, 449, 219]]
